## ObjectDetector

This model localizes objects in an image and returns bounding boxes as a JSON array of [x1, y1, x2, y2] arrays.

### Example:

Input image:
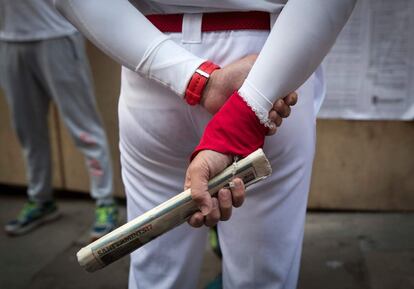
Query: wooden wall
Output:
[[0, 43, 413, 210], [309, 120, 414, 211]]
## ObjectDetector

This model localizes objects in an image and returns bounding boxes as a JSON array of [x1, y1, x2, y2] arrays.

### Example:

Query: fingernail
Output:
[[200, 205, 210, 216], [219, 189, 230, 200], [234, 179, 241, 188]]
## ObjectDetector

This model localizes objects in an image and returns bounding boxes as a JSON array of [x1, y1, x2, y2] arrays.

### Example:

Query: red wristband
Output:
[[185, 61, 220, 105], [192, 91, 268, 159]]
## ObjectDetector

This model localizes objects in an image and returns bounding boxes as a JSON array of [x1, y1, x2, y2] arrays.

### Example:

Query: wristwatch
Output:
[[185, 61, 220, 105]]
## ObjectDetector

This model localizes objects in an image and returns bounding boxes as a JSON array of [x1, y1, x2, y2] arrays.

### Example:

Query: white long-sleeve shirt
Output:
[[54, 0, 356, 123], [0, 0, 76, 41]]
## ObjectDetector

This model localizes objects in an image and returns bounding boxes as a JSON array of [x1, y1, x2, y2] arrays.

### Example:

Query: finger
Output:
[[205, 198, 221, 227], [218, 188, 233, 221], [268, 110, 278, 122], [266, 122, 277, 136], [188, 212, 204, 228], [231, 178, 245, 208], [283, 92, 298, 106], [189, 164, 213, 216], [273, 99, 291, 118], [269, 110, 283, 127], [275, 114, 283, 127], [269, 110, 283, 126]]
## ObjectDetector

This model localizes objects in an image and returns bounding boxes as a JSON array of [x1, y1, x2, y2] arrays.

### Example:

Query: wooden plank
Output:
[[309, 120, 414, 211]]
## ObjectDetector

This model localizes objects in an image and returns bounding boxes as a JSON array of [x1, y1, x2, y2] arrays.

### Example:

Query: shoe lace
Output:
[[18, 202, 38, 220], [95, 205, 115, 225]]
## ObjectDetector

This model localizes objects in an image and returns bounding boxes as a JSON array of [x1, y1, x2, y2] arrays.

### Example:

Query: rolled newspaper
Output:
[[77, 148, 272, 272]]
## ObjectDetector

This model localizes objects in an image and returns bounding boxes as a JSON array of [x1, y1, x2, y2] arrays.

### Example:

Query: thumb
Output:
[[184, 169, 191, 190], [189, 161, 212, 216]]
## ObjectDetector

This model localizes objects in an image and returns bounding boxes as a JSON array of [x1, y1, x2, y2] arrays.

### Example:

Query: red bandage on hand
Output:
[[192, 91, 268, 159]]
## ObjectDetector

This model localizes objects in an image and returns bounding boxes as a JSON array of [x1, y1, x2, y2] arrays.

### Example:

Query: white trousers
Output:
[[119, 29, 324, 289]]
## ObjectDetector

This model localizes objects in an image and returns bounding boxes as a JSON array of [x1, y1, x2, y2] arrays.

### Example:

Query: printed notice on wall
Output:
[[318, 0, 414, 120]]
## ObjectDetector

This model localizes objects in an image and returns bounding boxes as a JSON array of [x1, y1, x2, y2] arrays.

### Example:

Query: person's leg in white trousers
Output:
[[119, 29, 322, 289]]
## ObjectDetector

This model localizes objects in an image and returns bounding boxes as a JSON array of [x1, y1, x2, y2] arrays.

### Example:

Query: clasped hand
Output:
[[185, 55, 297, 228]]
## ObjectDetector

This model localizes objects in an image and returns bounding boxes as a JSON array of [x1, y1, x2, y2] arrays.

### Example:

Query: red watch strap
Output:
[[192, 91, 268, 159], [185, 61, 220, 105]]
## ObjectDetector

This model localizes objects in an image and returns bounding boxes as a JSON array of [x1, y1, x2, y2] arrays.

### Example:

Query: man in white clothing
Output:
[[55, 1, 356, 288]]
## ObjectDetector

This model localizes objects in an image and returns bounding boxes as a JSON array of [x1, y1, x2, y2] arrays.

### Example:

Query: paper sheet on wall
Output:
[[318, 0, 414, 120]]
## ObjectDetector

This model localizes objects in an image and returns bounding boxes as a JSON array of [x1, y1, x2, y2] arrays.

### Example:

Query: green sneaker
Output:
[[205, 227, 222, 289], [209, 226, 222, 258], [90, 203, 118, 240], [5, 200, 60, 236]]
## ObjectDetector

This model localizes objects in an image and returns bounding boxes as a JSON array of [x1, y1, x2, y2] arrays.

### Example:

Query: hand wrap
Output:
[[192, 91, 268, 159]]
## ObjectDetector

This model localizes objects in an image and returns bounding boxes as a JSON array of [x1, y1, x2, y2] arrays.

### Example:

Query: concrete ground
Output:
[[0, 191, 413, 289]]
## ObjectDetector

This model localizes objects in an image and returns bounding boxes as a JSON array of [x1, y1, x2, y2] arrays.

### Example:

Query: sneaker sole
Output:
[[5, 210, 62, 236]]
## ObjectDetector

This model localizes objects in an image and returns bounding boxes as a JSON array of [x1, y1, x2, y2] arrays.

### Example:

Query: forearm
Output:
[[239, 0, 357, 125], [54, 0, 205, 96], [194, 0, 356, 158]]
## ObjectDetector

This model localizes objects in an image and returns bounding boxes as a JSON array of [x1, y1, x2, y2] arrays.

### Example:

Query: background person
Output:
[[0, 0, 118, 239]]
